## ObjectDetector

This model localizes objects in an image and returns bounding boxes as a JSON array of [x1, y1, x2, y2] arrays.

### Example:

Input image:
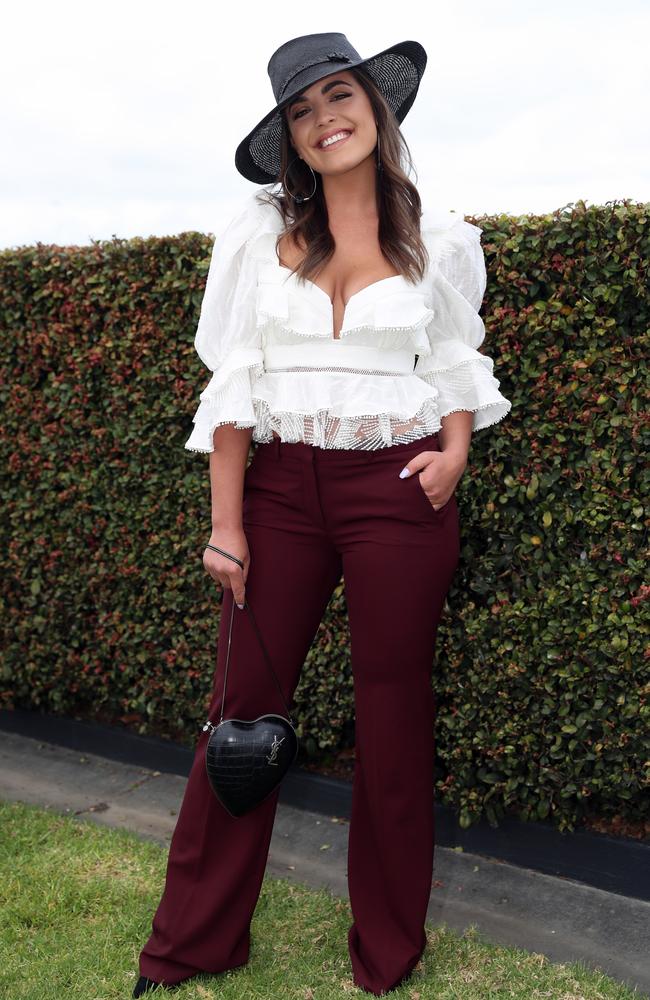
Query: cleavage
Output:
[[276, 233, 399, 339]]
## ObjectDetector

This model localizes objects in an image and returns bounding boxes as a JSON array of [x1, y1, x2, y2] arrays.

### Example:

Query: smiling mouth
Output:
[[317, 130, 353, 150]]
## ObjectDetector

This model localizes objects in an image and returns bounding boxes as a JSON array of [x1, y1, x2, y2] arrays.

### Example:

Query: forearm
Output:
[[437, 411, 473, 471], [208, 425, 253, 532]]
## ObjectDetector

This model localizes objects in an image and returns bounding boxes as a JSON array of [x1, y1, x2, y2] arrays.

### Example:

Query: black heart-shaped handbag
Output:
[[201, 544, 299, 818]]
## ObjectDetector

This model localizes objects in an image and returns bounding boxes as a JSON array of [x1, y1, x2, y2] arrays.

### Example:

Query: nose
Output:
[[316, 106, 335, 128]]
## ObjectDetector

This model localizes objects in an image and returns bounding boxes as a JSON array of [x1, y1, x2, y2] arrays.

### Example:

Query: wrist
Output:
[[441, 447, 468, 474], [210, 520, 243, 535]]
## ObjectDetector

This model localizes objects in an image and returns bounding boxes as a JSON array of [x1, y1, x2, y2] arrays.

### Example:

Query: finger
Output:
[[398, 450, 435, 478], [421, 486, 446, 510], [232, 569, 246, 608], [203, 553, 241, 589]]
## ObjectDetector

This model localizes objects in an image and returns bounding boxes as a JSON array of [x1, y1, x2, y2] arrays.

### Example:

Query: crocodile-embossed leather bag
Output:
[[202, 545, 298, 818]]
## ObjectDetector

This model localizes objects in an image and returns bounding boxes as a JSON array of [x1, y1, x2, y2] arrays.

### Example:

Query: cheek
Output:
[[349, 116, 376, 148], [350, 129, 377, 162]]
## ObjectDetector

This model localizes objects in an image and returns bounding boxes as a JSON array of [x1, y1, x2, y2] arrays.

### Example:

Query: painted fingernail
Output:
[[399, 467, 411, 478]]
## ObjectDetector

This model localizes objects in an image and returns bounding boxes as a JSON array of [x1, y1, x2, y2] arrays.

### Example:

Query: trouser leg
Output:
[[343, 532, 458, 995], [313, 433, 461, 995], [138, 443, 342, 985]]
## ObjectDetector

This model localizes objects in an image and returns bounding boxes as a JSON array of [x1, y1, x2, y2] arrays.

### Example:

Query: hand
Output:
[[203, 528, 250, 607], [399, 449, 467, 510]]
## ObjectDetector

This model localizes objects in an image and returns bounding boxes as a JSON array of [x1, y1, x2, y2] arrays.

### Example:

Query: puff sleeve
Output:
[[184, 192, 265, 453], [414, 217, 512, 433]]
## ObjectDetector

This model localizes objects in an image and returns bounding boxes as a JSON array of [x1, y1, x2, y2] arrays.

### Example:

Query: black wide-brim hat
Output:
[[235, 32, 427, 185]]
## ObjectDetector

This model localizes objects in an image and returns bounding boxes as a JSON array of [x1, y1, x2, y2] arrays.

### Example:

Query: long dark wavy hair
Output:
[[257, 67, 430, 288]]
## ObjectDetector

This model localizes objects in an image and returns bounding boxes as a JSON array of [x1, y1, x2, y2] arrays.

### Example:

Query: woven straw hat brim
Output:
[[235, 39, 427, 185]]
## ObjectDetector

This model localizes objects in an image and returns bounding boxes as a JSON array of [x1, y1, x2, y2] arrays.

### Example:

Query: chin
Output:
[[320, 149, 372, 172]]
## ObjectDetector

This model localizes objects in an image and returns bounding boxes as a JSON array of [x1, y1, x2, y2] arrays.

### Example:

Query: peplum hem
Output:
[[251, 397, 445, 451], [247, 369, 441, 449]]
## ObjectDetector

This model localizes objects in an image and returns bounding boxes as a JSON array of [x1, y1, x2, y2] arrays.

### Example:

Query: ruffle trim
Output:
[[255, 306, 436, 348], [416, 361, 512, 433], [437, 402, 513, 433], [414, 339, 494, 376], [420, 209, 474, 269], [185, 357, 264, 452], [197, 348, 265, 400]]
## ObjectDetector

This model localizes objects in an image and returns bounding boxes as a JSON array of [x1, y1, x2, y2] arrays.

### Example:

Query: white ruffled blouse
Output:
[[184, 187, 512, 453]]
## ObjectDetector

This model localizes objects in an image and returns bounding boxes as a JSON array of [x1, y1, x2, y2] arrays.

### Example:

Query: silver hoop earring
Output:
[[283, 156, 318, 203]]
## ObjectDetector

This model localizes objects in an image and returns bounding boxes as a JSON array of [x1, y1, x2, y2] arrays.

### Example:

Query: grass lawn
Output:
[[0, 800, 643, 1000]]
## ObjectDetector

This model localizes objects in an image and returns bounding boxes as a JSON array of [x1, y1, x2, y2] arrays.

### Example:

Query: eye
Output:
[[292, 92, 351, 121]]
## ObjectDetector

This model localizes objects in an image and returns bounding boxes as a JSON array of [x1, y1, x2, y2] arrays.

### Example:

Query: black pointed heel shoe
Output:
[[132, 976, 160, 997]]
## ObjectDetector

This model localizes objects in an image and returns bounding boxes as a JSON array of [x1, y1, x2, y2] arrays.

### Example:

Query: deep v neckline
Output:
[[274, 250, 406, 338], [276, 261, 405, 310]]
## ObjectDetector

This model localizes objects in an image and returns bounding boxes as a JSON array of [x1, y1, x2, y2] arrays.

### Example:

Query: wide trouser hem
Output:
[[350, 926, 427, 996], [353, 956, 425, 995], [138, 955, 248, 988]]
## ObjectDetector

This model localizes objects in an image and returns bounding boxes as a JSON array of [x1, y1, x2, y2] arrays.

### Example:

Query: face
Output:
[[283, 69, 377, 176]]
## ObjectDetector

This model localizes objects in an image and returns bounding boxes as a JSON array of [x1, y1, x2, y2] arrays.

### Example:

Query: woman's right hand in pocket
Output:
[[202, 528, 250, 608]]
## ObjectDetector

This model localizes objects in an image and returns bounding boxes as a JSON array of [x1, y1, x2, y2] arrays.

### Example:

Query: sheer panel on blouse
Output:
[[255, 406, 440, 451]]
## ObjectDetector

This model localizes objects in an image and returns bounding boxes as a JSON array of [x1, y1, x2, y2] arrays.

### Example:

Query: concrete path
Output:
[[1, 730, 648, 996]]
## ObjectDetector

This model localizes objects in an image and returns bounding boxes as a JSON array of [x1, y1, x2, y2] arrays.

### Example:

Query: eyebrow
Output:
[[287, 79, 353, 110]]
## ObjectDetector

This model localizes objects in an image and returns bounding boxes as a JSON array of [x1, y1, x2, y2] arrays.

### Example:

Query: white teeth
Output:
[[319, 131, 350, 148]]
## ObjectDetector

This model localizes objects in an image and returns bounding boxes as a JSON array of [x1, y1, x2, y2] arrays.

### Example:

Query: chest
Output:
[[277, 230, 400, 340]]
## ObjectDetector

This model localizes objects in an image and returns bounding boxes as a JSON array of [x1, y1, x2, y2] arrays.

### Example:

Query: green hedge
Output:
[[1, 199, 647, 835]]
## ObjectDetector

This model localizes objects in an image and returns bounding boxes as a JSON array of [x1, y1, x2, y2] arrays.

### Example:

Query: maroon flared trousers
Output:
[[137, 430, 460, 996]]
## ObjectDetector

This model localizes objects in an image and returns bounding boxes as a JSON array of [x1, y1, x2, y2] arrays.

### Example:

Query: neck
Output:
[[320, 154, 379, 225]]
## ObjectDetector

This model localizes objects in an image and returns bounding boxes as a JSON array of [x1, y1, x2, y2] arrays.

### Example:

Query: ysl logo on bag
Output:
[[266, 734, 286, 766], [203, 596, 299, 817]]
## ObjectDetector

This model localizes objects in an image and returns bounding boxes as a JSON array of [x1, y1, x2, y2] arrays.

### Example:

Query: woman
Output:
[[133, 31, 511, 998]]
